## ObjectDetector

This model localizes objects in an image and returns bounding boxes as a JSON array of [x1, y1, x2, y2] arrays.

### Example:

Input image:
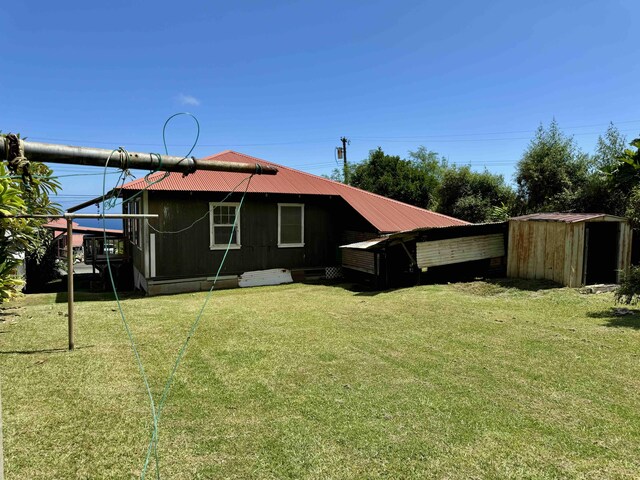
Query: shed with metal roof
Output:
[[507, 213, 632, 287]]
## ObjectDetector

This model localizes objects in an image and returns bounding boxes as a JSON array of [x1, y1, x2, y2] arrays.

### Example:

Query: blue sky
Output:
[[2, 0, 639, 221]]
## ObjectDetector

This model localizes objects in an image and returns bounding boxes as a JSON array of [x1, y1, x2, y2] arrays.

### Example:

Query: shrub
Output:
[[614, 266, 640, 304]]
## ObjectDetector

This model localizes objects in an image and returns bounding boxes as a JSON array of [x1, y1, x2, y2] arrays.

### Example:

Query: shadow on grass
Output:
[[0, 345, 95, 355], [587, 308, 640, 329], [54, 290, 143, 304], [335, 282, 405, 297]]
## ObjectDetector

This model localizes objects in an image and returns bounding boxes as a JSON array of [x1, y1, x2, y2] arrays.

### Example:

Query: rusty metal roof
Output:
[[121, 150, 468, 233], [44, 218, 122, 234], [510, 213, 627, 223]]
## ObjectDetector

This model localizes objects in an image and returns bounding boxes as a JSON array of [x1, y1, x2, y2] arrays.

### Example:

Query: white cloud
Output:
[[176, 93, 201, 106]]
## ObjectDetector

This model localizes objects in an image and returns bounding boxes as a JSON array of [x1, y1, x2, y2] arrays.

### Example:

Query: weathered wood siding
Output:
[[416, 234, 504, 268], [508, 220, 584, 286], [507, 219, 629, 287], [140, 192, 368, 279], [617, 222, 633, 282]]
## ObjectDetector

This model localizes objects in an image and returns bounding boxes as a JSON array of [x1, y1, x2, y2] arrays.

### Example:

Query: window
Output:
[[124, 198, 141, 247], [278, 203, 304, 247], [210, 202, 241, 250]]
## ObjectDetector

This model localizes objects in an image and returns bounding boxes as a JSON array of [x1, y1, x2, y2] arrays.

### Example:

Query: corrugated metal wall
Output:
[[341, 231, 377, 274], [416, 233, 504, 268]]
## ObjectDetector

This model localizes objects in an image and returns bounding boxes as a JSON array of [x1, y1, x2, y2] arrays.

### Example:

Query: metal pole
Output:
[[0, 214, 158, 219], [67, 218, 74, 351], [340, 137, 349, 185], [0, 139, 278, 175]]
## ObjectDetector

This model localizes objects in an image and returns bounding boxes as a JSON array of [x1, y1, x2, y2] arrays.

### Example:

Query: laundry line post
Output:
[[2, 213, 158, 351], [62, 213, 159, 351], [67, 217, 74, 350]]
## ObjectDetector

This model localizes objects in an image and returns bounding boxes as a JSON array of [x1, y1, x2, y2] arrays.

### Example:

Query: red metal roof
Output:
[[121, 150, 468, 233], [510, 213, 627, 223], [43, 219, 122, 235]]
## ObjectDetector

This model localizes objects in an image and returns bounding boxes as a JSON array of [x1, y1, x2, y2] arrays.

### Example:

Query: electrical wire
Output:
[[23, 119, 640, 147]]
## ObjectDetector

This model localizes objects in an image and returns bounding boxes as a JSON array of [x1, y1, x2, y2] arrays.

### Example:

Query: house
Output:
[[115, 150, 467, 295], [43, 218, 122, 263]]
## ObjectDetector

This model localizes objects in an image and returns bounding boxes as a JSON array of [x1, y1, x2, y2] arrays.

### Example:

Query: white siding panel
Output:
[[238, 268, 293, 288], [417, 234, 505, 268]]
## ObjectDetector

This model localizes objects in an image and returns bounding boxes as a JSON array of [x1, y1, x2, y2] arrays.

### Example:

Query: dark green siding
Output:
[[144, 192, 372, 279]]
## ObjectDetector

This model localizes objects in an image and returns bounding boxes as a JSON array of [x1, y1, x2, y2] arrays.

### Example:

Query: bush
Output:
[[614, 266, 640, 304]]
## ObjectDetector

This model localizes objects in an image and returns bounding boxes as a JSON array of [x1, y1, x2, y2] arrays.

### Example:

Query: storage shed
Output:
[[507, 213, 632, 287]]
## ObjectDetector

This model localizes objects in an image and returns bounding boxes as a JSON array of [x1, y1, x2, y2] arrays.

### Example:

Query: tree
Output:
[[437, 165, 516, 223], [323, 164, 356, 184], [577, 124, 628, 215], [515, 120, 591, 213], [0, 138, 61, 301], [350, 147, 445, 209], [593, 123, 628, 171]]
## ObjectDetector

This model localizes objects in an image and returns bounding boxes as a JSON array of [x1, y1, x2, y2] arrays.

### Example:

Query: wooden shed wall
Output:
[[616, 222, 633, 282], [507, 220, 586, 287]]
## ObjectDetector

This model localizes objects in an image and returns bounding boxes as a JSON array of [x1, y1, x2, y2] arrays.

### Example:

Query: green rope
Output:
[[140, 175, 253, 476], [101, 148, 161, 478], [99, 113, 249, 479]]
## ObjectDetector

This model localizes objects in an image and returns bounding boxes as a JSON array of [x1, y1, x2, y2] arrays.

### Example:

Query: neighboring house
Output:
[[43, 219, 122, 262], [115, 150, 467, 295]]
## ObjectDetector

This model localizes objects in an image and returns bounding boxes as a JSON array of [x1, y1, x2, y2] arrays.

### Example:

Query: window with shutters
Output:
[[209, 203, 241, 250], [278, 203, 304, 247]]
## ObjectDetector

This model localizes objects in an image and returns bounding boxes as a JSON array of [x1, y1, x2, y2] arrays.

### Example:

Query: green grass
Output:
[[1, 280, 640, 479]]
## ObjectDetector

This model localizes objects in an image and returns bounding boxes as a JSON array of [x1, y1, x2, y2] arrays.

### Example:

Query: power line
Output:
[[352, 128, 640, 143], [20, 119, 640, 147]]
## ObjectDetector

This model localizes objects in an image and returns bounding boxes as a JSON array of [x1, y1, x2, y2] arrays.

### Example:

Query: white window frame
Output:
[[209, 202, 241, 250], [124, 197, 142, 248], [278, 203, 305, 248]]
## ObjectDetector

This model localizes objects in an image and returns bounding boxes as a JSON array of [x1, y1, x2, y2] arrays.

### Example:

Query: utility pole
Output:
[[340, 137, 349, 185]]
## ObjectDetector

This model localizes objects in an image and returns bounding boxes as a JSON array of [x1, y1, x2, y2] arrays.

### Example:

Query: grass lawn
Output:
[[1, 280, 640, 479]]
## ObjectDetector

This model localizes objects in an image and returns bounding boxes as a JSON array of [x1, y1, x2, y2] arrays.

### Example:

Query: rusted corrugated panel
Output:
[[416, 234, 504, 268], [510, 212, 627, 223], [341, 230, 377, 274], [120, 150, 468, 234], [342, 250, 376, 274]]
